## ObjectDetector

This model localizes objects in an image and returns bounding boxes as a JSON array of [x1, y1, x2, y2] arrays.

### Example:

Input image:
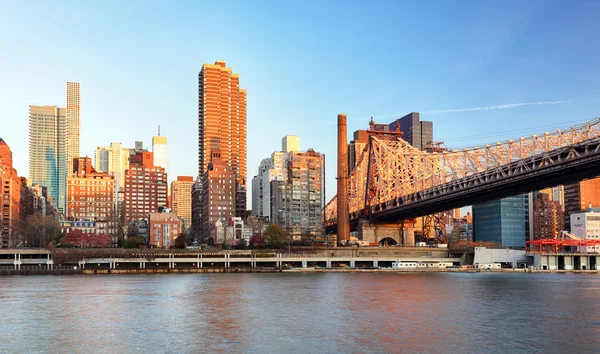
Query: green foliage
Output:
[[263, 224, 288, 246], [235, 238, 247, 249], [124, 237, 145, 249], [53, 231, 66, 246]]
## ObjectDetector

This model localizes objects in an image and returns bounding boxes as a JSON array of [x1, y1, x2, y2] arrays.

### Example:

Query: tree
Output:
[[235, 238, 247, 249], [249, 235, 265, 248], [263, 224, 287, 247], [53, 231, 66, 246], [61, 229, 86, 247], [61, 230, 112, 248], [116, 223, 126, 247], [20, 213, 60, 248], [173, 233, 187, 249], [87, 233, 112, 248]]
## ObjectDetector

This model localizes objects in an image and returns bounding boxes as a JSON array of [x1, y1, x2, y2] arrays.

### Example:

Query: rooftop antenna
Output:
[[158, 125, 161, 136]]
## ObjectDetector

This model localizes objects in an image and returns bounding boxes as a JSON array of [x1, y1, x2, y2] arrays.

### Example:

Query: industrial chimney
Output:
[[337, 113, 350, 243]]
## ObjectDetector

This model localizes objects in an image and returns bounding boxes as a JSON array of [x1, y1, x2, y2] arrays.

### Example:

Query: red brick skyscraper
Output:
[[198, 61, 247, 219]]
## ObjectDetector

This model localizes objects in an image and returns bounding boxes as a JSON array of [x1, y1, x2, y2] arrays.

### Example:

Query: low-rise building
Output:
[[148, 211, 181, 248], [570, 210, 600, 253], [60, 219, 97, 234]]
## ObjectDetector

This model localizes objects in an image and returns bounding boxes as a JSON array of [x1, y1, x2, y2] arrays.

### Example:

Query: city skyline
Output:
[[2, 1, 600, 208]]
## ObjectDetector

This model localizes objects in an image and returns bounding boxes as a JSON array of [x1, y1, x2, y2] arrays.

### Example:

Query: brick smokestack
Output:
[[337, 113, 350, 242]]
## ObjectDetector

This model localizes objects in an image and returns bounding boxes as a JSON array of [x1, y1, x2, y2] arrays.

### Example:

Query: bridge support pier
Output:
[[326, 260, 332, 268], [302, 261, 307, 268], [373, 260, 379, 268], [358, 219, 415, 246], [350, 260, 355, 269]]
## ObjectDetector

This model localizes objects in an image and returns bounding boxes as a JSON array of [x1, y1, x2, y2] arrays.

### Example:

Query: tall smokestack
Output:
[[337, 113, 350, 243]]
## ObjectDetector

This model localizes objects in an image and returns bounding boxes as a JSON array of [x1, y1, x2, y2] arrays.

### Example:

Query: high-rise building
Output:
[[198, 60, 247, 217], [271, 149, 325, 240], [67, 157, 115, 221], [564, 177, 600, 230], [123, 151, 167, 226], [388, 112, 433, 151], [251, 153, 288, 218], [201, 151, 236, 241], [348, 129, 369, 173], [191, 178, 203, 241], [252, 137, 325, 240], [94, 142, 131, 215], [29, 105, 67, 213], [533, 190, 564, 239], [171, 176, 194, 231], [0, 138, 21, 247], [0, 138, 13, 168], [94, 146, 109, 173], [282, 135, 300, 153], [152, 135, 168, 177], [473, 194, 529, 248], [66, 82, 80, 177], [552, 186, 564, 208]]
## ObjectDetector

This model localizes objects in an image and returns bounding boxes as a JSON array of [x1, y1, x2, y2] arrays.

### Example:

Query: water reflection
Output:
[[0, 273, 599, 353]]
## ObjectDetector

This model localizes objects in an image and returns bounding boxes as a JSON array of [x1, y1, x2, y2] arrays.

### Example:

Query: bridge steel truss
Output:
[[325, 118, 600, 227]]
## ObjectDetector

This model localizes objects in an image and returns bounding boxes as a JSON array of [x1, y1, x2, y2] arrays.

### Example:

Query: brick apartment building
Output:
[[123, 151, 167, 226], [201, 151, 235, 242], [149, 211, 181, 248], [67, 157, 115, 221]]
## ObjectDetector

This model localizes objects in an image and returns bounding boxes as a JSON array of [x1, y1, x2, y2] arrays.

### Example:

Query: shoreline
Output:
[[1, 267, 598, 275]]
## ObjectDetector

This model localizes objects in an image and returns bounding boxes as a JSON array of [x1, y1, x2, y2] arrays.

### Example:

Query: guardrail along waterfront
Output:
[[0, 247, 458, 273]]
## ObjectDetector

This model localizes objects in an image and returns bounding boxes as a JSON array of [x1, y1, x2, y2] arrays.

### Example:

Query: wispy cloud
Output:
[[421, 100, 569, 114], [361, 100, 570, 121]]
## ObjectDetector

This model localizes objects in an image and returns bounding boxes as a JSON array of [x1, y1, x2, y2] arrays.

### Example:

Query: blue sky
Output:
[[1, 0, 600, 208]]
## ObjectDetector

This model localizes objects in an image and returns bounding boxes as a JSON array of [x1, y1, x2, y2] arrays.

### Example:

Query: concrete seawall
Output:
[[2, 267, 598, 275]]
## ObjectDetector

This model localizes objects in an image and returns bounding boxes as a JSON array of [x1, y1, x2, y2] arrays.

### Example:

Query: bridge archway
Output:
[[379, 237, 398, 247]]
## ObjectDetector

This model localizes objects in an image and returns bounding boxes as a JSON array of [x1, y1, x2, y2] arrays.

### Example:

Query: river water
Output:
[[0, 273, 599, 353]]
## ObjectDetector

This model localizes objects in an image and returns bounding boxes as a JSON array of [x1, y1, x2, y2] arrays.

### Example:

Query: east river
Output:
[[1, 273, 599, 353]]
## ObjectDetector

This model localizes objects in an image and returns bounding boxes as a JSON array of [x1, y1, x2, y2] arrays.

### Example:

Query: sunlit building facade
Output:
[[152, 135, 168, 177], [67, 157, 114, 221], [198, 61, 247, 218], [171, 176, 194, 231], [564, 177, 600, 230], [123, 151, 167, 226], [29, 105, 67, 213], [66, 82, 80, 177]]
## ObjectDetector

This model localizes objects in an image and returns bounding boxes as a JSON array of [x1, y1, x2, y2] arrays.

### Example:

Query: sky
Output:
[[1, 0, 600, 209]]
